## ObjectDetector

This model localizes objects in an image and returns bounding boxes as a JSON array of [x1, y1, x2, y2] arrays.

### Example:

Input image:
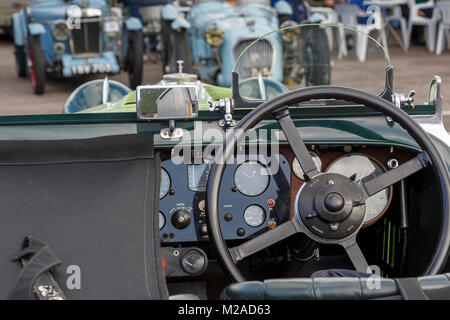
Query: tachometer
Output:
[[160, 168, 171, 199], [243, 205, 266, 227], [292, 152, 322, 180], [234, 161, 270, 196], [326, 154, 392, 226]]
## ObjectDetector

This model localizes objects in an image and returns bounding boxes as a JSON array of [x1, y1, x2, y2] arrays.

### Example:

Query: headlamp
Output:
[[206, 26, 224, 47], [52, 22, 70, 41]]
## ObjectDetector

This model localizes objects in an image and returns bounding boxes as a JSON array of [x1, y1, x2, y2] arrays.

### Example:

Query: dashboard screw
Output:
[[387, 158, 399, 169], [343, 145, 352, 153], [330, 223, 338, 231], [328, 180, 335, 185]]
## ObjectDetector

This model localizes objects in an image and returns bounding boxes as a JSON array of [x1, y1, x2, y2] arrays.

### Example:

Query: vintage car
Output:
[[12, 0, 144, 95], [1, 24, 450, 301], [161, 0, 331, 91]]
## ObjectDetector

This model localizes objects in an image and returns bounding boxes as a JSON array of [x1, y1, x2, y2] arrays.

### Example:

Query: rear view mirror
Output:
[[137, 85, 198, 120]]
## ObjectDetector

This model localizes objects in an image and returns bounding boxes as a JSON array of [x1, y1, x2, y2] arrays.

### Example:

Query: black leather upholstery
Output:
[[221, 273, 450, 300]]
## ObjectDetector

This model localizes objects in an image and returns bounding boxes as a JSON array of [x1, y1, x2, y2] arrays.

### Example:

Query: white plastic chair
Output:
[[365, 0, 409, 50], [406, 0, 436, 52], [335, 4, 388, 62], [434, 0, 450, 54], [303, 2, 347, 58]]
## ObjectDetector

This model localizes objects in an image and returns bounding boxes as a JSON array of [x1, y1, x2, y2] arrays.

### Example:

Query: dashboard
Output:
[[159, 145, 416, 243]]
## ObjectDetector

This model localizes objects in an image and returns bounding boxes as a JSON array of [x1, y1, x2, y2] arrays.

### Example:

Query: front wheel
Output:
[[163, 26, 193, 74], [14, 44, 26, 78], [303, 26, 330, 87], [29, 35, 46, 95], [127, 30, 144, 90]]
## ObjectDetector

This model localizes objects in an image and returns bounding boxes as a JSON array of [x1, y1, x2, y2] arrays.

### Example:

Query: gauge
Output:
[[326, 154, 392, 225], [180, 248, 207, 275], [188, 162, 212, 192], [292, 152, 322, 180], [234, 161, 270, 196], [159, 211, 165, 230], [243, 205, 266, 227], [160, 168, 171, 199]]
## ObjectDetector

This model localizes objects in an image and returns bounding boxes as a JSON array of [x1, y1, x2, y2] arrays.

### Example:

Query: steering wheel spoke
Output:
[[363, 152, 429, 197], [340, 238, 369, 273], [230, 219, 302, 263], [273, 108, 320, 180]]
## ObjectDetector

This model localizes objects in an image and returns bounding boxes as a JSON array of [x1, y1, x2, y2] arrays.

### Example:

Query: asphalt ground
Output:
[[1, 33, 450, 130]]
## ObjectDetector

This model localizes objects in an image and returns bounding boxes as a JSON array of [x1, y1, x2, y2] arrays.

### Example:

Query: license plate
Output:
[[71, 64, 112, 75], [104, 21, 120, 33]]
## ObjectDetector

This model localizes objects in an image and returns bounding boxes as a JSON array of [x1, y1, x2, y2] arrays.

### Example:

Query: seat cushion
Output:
[[221, 273, 450, 300]]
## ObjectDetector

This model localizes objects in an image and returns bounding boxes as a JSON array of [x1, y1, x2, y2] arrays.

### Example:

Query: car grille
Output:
[[233, 38, 274, 78], [71, 18, 101, 56]]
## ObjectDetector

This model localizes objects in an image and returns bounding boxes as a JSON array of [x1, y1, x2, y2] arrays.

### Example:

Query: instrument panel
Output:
[[159, 145, 416, 243], [159, 154, 291, 242]]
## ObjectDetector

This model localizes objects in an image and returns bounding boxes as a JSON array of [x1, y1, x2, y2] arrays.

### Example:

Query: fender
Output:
[[274, 1, 293, 16], [124, 17, 143, 31], [28, 23, 46, 36], [12, 12, 25, 46], [171, 18, 190, 30], [162, 3, 178, 21]]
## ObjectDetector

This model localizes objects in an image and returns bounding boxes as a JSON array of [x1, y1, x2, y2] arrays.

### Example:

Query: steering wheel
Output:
[[206, 86, 450, 283]]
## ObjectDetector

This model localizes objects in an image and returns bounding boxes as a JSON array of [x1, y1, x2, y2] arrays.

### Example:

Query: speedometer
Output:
[[326, 154, 392, 226], [234, 161, 270, 196]]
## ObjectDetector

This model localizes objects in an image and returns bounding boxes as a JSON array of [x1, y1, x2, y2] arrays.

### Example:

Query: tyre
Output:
[[162, 24, 193, 74], [127, 30, 144, 90], [12, 19, 26, 78], [14, 44, 27, 78], [303, 26, 331, 87], [29, 35, 46, 95]]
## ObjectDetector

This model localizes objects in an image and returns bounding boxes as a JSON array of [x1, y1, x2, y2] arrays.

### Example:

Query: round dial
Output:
[[243, 205, 266, 227], [160, 168, 171, 199], [292, 152, 322, 180], [180, 249, 207, 275], [234, 161, 270, 196], [159, 211, 165, 230], [326, 154, 392, 225]]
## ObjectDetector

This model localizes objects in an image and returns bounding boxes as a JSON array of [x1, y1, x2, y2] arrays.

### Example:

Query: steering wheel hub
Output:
[[296, 173, 366, 240], [324, 193, 345, 212]]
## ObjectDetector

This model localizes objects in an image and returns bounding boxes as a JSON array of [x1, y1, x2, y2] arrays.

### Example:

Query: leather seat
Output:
[[221, 273, 450, 300]]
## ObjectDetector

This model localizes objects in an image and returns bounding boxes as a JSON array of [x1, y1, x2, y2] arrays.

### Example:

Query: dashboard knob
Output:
[[172, 210, 191, 229]]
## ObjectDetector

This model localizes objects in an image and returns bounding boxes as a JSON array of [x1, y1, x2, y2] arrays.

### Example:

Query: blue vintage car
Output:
[[12, 0, 144, 94], [161, 0, 330, 89]]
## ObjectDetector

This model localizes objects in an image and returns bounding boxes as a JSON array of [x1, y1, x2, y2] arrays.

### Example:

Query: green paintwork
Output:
[[0, 88, 448, 168]]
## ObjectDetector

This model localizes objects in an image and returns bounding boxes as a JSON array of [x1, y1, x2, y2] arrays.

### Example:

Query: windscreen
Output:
[[234, 23, 391, 100]]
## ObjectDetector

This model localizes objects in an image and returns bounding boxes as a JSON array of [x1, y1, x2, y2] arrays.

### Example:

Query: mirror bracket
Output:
[[380, 66, 394, 102], [208, 97, 235, 127], [160, 120, 184, 139]]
